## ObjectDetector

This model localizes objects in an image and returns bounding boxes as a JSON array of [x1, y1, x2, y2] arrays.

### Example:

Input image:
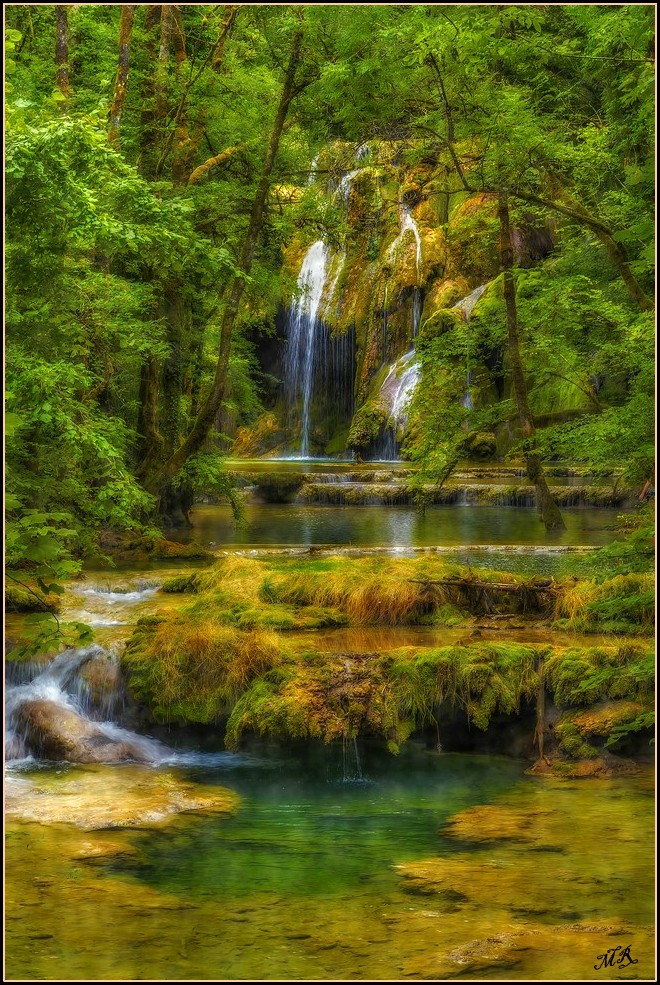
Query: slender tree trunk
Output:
[[213, 5, 239, 70], [108, 5, 137, 148], [170, 5, 192, 185], [542, 169, 653, 313], [498, 189, 566, 531], [55, 5, 71, 101], [136, 357, 164, 478], [143, 27, 306, 494], [155, 4, 174, 121], [139, 5, 162, 172]]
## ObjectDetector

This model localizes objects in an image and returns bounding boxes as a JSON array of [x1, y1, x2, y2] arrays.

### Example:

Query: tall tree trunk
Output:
[[55, 5, 71, 101], [108, 5, 137, 148], [498, 189, 566, 531], [169, 5, 192, 184], [155, 4, 174, 121], [212, 5, 239, 71], [136, 357, 164, 479], [139, 5, 162, 173], [143, 27, 306, 494]]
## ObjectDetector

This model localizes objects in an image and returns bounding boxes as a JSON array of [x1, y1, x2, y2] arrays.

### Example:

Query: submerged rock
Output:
[[440, 804, 559, 847], [14, 699, 154, 764], [5, 765, 239, 829]]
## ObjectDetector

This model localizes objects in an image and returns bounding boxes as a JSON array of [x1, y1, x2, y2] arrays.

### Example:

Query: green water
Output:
[[5, 494, 654, 981], [5, 748, 654, 981], [185, 503, 621, 549]]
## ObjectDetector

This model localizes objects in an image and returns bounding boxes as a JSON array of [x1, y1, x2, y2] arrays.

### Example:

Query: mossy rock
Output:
[[149, 539, 213, 561], [5, 586, 61, 613], [418, 307, 463, 343], [465, 431, 497, 459], [348, 403, 389, 451], [161, 574, 199, 594]]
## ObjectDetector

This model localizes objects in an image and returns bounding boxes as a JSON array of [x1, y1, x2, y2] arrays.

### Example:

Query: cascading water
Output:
[[5, 645, 167, 765], [453, 283, 487, 322], [284, 240, 329, 457], [372, 349, 420, 461], [453, 284, 488, 413], [389, 204, 422, 282]]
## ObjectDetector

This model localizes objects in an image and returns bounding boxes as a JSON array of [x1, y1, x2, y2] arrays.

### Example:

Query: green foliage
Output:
[[545, 643, 653, 708]]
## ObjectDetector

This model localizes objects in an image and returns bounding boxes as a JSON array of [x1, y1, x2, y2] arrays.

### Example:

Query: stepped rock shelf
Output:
[[221, 460, 633, 509]]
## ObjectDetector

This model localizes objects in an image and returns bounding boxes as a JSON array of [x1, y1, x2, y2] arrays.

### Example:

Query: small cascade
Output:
[[337, 168, 363, 205], [389, 204, 422, 282], [454, 285, 487, 416], [371, 349, 420, 461], [411, 287, 422, 340], [453, 283, 488, 322], [306, 152, 320, 186], [322, 250, 346, 320], [341, 734, 364, 782], [5, 645, 167, 765], [460, 369, 474, 411]]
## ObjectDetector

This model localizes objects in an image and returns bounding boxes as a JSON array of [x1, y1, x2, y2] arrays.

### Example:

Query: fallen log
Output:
[[409, 578, 559, 594]]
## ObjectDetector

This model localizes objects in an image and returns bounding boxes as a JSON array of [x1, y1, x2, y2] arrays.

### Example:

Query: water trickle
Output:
[[460, 369, 474, 412], [337, 168, 363, 205], [389, 205, 422, 283], [453, 283, 488, 322], [371, 349, 421, 461], [454, 285, 487, 413], [411, 287, 422, 340], [341, 734, 364, 782], [306, 152, 320, 187]]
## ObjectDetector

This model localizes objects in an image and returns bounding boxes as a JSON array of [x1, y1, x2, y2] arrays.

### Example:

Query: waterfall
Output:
[[371, 349, 420, 461], [284, 240, 329, 458], [454, 284, 487, 413], [5, 645, 167, 765], [389, 204, 422, 282], [453, 283, 487, 322]]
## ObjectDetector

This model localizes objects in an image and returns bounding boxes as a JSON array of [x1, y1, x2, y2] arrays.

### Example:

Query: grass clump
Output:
[[554, 572, 654, 633], [122, 617, 285, 724]]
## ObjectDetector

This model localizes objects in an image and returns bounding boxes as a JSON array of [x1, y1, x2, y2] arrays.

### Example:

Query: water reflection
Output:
[[186, 503, 620, 550]]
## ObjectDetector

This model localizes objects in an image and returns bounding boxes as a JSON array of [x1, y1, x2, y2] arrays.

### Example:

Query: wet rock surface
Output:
[[14, 699, 154, 764], [5, 764, 239, 829]]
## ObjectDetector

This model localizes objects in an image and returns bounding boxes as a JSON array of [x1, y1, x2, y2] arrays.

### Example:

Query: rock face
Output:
[[14, 699, 155, 764]]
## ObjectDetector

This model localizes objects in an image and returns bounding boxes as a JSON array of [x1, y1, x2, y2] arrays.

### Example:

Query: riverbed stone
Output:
[[14, 698, 154, 764], [5, 765, 239, 829], [440, 803, 559, 847]]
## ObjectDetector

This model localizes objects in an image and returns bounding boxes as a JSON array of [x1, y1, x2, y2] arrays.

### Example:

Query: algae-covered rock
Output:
[[440, 804, 557, 847], [5, 585, 61, 614], [465, 430, 497, 459]]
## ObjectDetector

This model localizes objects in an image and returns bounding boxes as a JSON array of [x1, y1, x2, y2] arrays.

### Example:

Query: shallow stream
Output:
[[5, 488, 654, 981]]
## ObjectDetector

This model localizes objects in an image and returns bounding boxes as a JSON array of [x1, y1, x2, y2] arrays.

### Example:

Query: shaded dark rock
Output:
[[15, 699, 153, 764]]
